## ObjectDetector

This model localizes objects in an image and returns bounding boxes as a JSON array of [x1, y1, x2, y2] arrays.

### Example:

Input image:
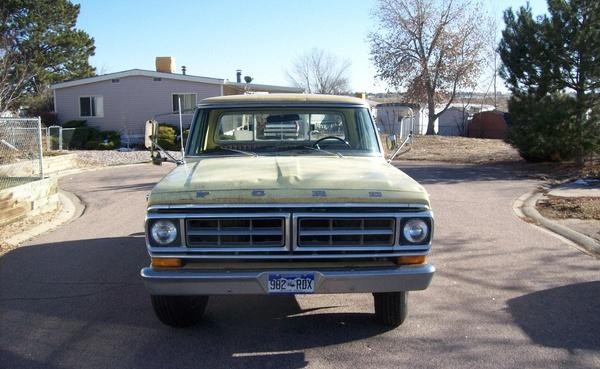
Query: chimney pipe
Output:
[[236, 69, 242, 83], [181, 66, 187, 75]]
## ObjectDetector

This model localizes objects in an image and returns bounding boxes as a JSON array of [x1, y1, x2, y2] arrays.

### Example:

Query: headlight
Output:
[[402, 218, 429, 244], [150, 220, 178, 245]]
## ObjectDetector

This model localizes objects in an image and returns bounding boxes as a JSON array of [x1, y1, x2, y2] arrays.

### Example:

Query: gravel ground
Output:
[[74, 150, 182, 167]]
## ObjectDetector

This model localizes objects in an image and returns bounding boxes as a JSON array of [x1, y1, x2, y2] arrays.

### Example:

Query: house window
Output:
[[172, 93, 196, 113], [79, 96, 104, 117]]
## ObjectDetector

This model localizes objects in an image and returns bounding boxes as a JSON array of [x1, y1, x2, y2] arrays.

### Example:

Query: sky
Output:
[[74, 0, 549, 93]]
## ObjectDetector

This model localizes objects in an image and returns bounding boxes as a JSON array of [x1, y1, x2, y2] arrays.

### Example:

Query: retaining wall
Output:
[[0, 153, 78, 178], [0, 177, 59, 226]]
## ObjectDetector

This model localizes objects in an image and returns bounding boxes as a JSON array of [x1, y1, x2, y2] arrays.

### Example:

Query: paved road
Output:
[[1, 162, 598, 369]]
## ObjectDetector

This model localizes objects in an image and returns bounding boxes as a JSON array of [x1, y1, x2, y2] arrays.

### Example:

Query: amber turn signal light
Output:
[[394, 255, 426, 265], [151, 258, 183, 268]]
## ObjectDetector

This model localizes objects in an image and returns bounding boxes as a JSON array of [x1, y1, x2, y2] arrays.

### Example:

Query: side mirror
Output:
[[145, 120, 157, 149], [145, 119, 184, 166]]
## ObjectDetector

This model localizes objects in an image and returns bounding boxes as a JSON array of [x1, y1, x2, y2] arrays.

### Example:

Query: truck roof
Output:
[[198, 93, 368, 107]]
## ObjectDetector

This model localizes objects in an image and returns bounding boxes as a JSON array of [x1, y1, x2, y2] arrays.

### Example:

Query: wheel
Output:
[[312, 136, 351, 149], [150, 295, 209, 327], [373, 291, 407, 327]]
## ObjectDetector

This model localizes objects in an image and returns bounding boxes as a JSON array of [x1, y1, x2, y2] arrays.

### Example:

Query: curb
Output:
[[4, 189, 84, 247], [517, 191, 600, 258]]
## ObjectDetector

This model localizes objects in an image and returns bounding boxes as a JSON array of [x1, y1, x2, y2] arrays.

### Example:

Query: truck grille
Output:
[[147, 207, 433, 258], [186, 217, 285, 248], [297, 217, 395, 248]]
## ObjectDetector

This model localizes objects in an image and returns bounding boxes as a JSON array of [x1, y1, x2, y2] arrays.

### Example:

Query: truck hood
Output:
[[148, 156, 430, 207]]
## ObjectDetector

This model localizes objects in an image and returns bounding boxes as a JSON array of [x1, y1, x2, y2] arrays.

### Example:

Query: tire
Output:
[[150, 295, 209, 327], [373, 291, 408, 327]]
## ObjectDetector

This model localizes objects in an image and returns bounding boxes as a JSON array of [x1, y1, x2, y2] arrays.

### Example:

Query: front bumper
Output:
[[140, 264, 435, 295]]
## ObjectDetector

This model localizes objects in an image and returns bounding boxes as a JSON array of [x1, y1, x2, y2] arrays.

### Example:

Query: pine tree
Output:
[[499, 0, 600, 163], [0, 0, 95, 112]]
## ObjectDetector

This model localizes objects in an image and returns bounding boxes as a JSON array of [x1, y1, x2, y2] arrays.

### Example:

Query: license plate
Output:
[[267, 273, 315, 294]]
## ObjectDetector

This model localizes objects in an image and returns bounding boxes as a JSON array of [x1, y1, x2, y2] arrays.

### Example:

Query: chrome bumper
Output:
[[140, 264, 435, 295]]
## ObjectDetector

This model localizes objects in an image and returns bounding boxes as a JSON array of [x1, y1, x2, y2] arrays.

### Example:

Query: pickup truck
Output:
[[142, 94, 435, 327]]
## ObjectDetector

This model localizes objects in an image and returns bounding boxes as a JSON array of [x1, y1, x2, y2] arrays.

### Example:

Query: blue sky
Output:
[[75, 0, 548, 93]]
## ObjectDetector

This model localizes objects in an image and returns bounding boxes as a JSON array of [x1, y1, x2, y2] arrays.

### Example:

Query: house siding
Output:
[[54, 75, 222, 138]]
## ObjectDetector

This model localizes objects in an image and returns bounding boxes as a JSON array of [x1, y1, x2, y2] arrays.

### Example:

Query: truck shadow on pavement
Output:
[[0, 236, 392, 369], [507, 281, 600, 351]]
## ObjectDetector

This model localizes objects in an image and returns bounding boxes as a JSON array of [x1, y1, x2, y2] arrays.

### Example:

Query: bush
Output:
[[506, 93, 584, 162], [41, 112, 58, 126], [68, 126, 100, 149], [157, 125, 178, 151], [160, 123, 180, 134], [62, 120, 87, 128], [87, 130, 121, 150]]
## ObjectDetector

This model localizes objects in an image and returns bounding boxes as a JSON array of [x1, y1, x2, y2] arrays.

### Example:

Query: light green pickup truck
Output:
[[142, 94, 434, 327]]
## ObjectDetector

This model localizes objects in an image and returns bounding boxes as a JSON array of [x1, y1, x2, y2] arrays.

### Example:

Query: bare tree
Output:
[[369, 0, 489, 134], [287, 48, 351, 94]]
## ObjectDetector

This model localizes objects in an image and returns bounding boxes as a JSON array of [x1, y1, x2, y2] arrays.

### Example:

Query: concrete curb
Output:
[[517, 191, 600, 258]]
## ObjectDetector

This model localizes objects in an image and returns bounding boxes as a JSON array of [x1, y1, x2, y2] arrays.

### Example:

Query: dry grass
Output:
[[386, 135, 600, 181], [537, 196, 600, 220], [389, 135, 522, 164]]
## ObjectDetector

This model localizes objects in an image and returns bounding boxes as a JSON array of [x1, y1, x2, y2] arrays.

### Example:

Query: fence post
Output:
[[59, 127, 63, 151], [37, 117, 45, 179]]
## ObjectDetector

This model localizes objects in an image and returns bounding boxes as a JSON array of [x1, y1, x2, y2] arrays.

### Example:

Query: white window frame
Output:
[[172, 93, 197, 114], [79, 95, 104, 118]]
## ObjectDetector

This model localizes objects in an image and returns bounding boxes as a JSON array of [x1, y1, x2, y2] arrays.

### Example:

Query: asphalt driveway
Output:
[[0, 162, 598, 369]]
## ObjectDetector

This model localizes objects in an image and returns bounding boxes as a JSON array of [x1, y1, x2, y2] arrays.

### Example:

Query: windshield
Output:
[[187, 107, 381, 157]]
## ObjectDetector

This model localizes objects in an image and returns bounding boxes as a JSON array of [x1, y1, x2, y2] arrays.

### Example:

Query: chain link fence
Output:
[[0, 117, 44, 190], [45, 125, 76, 151]]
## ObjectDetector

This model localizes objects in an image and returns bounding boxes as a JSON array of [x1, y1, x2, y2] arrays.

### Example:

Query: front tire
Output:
[[151, 295, 209, 327], [373, 292, 407, 327]]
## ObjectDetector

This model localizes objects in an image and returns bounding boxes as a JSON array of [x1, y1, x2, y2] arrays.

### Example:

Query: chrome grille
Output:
[[297, 216, 395, 248], [186, 217, 285, 248]]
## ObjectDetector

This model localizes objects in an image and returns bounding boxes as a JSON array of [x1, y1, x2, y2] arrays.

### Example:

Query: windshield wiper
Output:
[[212, 147, 258, 157], [303, 145, 344, 158]]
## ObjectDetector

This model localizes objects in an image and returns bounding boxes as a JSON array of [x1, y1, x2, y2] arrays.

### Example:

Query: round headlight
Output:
[[151, 220, 178, 245], [403, 219, 429, 243]]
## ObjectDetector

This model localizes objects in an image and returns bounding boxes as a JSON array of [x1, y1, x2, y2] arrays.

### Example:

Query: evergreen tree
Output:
[[499, 0, 600, 163], [0, 0, 95, 112]]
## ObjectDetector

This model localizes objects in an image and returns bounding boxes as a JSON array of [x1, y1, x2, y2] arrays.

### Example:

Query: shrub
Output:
[[62, 120, 87, 128], [182, 128, 190, 146], [157, 125, 178, 151], [87, 130, 121, 150], [41, 112, 58, 126], [160, 123, 180, 134], [68, 126, 101, 149], [505, 93, 587, 162]]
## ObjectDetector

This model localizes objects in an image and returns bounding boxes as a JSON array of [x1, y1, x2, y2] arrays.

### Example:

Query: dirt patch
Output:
[[0, 208, 60, 256], [387, 135, 599, 181], [389, 135, 522, 164], [537, 196, 600, 220]]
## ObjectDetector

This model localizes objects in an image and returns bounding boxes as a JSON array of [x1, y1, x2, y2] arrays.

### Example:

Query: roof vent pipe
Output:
[[181, 66, 187, 75], [236, 69, 242, 83]]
